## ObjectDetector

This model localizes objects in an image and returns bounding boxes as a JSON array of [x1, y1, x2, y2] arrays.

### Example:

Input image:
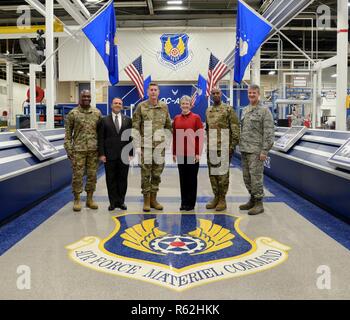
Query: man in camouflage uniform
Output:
[[132, 83, 172, 212], [206, 87, 240, 211], [64, 90, 102, 212], [239, 84, 275, 215]]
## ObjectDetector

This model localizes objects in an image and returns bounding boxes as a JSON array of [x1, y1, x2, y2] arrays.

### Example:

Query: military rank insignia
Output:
[[157, 34, 193, 70], [66, 213, 291, 291]]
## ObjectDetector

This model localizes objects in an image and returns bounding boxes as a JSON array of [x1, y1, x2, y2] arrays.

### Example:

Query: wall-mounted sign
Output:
[[293, 76, 307, 87]]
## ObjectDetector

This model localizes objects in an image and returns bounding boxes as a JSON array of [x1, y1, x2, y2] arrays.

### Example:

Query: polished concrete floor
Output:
[[0, 163, 350, 299]]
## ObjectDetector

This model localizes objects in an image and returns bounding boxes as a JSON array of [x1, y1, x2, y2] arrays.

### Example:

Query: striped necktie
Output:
[[114, 114, 120, 133]]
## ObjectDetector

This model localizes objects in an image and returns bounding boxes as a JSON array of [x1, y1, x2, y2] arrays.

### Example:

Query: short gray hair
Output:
[[180, 95, 191, 104], [248, 84, 260, 93]]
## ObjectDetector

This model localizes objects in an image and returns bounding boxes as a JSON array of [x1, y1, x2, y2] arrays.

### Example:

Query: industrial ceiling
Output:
[[0, 0, 342, 82]]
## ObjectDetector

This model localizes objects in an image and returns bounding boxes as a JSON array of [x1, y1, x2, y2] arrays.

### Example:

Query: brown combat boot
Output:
[[215, 196, 227, 211], [248, 200, 264, 215], [239, 197, 255, 210], [150, 193, 163, 210], [73, 193, 82, 212], [86, 192, 98, 209], [143, 194, 151, 212], [206, 196, 219, 209]]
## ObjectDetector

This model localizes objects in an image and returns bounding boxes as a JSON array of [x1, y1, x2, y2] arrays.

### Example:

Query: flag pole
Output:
[[39, 0, 114, 68]]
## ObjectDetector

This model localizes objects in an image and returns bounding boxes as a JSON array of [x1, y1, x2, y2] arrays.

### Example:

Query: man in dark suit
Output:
[[98, 97, 134, 211]]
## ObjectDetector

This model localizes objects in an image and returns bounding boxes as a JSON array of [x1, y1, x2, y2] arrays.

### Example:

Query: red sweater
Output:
[[172, 112, 204, 157]]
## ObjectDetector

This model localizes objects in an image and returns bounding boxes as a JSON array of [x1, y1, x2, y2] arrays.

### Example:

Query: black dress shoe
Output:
[[185, 206, 195, 211], [180, 205, 186, 210], [108, 205, 115, 211], [119, 204, 127, 210]]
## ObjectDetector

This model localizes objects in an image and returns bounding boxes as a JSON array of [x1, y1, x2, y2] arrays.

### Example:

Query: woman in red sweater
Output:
[[173, 95, 204, 211]]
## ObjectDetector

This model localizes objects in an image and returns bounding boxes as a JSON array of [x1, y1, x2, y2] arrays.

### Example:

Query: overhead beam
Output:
[[56, 0, 86, 25], [0, 2, 147, 10], [72, 0, 91, 19]]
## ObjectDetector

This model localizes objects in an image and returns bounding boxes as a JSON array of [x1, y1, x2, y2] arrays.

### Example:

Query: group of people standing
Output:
[[64, 83, 275, 216]]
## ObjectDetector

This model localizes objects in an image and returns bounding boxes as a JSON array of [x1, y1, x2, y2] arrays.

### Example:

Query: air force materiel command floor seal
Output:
[[66, 213, 291, 291]]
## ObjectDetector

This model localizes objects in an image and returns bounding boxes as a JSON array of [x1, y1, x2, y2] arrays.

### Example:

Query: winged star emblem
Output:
[[120, 218, 235, 256], [164, 36, 186, 62]]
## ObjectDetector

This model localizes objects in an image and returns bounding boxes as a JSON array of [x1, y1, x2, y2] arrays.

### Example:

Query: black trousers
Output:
[[177, 156, 200, 208], [104, 158, 129, 207]]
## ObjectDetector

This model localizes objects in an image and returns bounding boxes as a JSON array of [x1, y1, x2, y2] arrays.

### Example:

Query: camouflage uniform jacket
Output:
[[64, 105, 102, 155], [239, 102, 275, 155], [132, 100, 172, 149], [205, 103, 240, 151]]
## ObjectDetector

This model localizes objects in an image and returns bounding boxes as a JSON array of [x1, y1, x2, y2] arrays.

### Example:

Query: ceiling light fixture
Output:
[[167, 0, 183, 4], [17, 70, 24, 74], [268, 71, 276, 75]]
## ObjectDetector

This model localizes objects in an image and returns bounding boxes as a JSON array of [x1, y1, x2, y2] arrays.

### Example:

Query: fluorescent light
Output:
[[268, 71, 276, 75], [17, 70, 24, 74], [167, 0, 183, 4], [331, 74, 337, 78]]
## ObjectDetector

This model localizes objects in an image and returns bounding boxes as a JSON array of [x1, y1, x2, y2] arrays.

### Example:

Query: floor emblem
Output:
[[66, 213, 291, 291]]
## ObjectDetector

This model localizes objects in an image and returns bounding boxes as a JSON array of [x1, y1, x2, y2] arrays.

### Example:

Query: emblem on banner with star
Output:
[[157, 33, 193, 70]]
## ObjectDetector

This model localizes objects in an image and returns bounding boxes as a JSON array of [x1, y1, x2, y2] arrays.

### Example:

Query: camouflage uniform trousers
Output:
[[140, 148, 165, 195], [207, 151, 230, 197], [71, 151, 99, 194], [241, 152, 264, 200]]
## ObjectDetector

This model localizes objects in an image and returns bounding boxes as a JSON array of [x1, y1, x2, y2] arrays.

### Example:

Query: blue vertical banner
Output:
[[83, 1, 119, 85], [234, 0, 272, 84], [143, 75, 152, 100], [192, 74, 207, 110]]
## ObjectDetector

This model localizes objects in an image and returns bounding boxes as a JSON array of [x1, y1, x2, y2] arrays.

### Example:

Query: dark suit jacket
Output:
[[97, 113, 134, 161]]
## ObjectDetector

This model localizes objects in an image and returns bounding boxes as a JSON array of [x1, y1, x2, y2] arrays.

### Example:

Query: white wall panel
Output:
[[0, 79, 28, 124], [58, 28, 236, 82]]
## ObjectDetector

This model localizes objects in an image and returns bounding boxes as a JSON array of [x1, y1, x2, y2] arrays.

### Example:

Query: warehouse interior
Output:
[[0, 0, 349, 301]]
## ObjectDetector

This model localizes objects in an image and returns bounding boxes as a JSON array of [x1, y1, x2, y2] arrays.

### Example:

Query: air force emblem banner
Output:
[[157, 34, 193, 70], [66, 213, 290, 291]]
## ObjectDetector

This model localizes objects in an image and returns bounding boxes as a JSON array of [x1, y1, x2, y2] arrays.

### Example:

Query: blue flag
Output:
[[143, 75, 152, 100], [83, 1, 119, 85], [192, 74, 207, 109], [234, 0, 272, 83]]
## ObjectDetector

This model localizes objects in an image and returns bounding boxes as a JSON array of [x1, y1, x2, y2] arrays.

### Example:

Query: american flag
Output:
[[206, 53, 228, 97], [191, 89, 199, 107], [124, 56, 144, 98]]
